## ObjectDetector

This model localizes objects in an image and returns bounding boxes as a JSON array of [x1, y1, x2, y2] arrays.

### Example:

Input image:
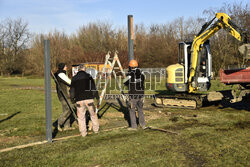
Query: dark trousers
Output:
[[58, 98, 74, 128], [128, 98, 146, 128]]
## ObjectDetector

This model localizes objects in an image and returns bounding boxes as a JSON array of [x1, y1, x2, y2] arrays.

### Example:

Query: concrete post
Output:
[[44, 39, 52, 143]]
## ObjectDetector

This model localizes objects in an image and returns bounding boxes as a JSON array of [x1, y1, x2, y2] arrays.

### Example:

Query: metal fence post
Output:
[[44, 39, 52, 143], [128, 15, 134, 64]]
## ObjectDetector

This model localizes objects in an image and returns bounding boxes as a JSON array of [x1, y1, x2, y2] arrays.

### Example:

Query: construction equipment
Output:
[[155, 13, 248, 109], [96, 51, 128, 113]]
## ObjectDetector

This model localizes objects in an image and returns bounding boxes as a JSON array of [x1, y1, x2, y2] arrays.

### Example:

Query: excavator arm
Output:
[[188, 13, 245, 93]]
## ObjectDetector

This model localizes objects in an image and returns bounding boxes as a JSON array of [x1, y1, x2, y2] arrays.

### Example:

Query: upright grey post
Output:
[[128, 15, 134, 64], [44, 39, 52, 143]]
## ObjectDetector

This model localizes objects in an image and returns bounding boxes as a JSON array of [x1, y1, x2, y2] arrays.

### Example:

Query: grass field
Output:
[[0, 76, 249, 167]]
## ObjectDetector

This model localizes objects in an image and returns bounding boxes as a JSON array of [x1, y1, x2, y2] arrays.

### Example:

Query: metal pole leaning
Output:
[[50, 71, 78, 123], [44, 39, 52, 143]]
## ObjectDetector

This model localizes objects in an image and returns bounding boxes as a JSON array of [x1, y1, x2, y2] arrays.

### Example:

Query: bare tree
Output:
[[0, 18, 30, 75], [0, 23, 7, 75]]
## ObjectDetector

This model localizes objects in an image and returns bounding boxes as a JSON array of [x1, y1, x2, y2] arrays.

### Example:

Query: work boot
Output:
[[52, 120, 58, 128], [127, 127, 137, 131], [81, 132, 87, 137], [57, 125, 63, 132]]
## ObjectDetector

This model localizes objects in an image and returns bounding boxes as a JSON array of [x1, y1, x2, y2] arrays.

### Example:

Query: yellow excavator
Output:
[[155, 13, 248, 109]]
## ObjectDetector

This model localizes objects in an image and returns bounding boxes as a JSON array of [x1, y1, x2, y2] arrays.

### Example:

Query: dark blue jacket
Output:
[[70, 71, 99, 102]]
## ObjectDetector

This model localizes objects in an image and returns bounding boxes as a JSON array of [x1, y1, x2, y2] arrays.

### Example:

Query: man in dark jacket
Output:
[[70, 64, 100, 137], [54, 63, 74, 131], [124, 60, 146, 130]]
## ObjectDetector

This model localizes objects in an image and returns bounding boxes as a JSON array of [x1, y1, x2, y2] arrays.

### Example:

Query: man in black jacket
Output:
[[124, 60, 146, 130], [54, 63, 74, 131], [70, 64, 100, 137]]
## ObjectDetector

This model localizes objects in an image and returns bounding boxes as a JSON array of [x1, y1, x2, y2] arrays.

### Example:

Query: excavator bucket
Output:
[[238, 44, 250, 60]]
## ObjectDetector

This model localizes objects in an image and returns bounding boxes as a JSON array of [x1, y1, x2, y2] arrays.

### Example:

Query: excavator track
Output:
[[154, 93, 204, 109]]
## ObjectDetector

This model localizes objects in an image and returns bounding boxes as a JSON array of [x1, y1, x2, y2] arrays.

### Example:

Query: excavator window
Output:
[[199, 46, 208, 77], [178, 43, 185, 65], [187, 45, 191, 78]]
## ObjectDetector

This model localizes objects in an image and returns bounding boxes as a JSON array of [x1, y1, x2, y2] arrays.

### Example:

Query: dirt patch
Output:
[[144, 110, 163, 120], [169, 116, 179, 122], [177, 138, 207, 166], [0, 135, 31, 144], [99, 119, 109, 126], [215, 127, 232, 131], [234, 121, 250, 129], [169, 115, 199, 123], [104, 112, 124, 118], [9, 84, 21, 87], [163, 123, 195, 131], [190, 132, 207, 138], [164, 119, 215, 131]]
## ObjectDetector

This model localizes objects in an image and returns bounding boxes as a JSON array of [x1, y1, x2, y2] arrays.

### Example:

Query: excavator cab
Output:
[[166, 41, 212, 92]]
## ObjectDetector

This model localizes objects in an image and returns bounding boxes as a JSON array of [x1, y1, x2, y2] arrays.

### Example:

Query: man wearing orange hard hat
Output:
[[124, 59, 146, 130], [129, 60, 138, 68]]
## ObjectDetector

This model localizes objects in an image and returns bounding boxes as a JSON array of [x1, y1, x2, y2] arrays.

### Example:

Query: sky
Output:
[[0, 0, 249, 35]]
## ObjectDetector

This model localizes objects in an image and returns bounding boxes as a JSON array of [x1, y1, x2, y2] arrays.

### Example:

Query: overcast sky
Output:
[[0, 0, 249, 35]]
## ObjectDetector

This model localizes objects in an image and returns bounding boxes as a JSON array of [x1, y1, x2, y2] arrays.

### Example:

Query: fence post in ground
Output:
[[44, 39, 52, 143], [128, 15, 134, 64]]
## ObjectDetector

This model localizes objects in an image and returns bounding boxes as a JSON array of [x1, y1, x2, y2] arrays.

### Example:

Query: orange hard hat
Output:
[[129, 60, 138, 67]]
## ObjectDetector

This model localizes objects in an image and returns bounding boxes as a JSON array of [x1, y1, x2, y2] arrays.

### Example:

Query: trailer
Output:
[[220, 67, 250, 85], [220, 67, 250, 102]]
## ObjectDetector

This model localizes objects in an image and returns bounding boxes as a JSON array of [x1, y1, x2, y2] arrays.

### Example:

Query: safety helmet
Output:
[[129, 60, 138, 67]]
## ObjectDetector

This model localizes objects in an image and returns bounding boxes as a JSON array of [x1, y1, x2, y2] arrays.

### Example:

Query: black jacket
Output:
[[70, 71, 99, 102], [54, 69, 70, 100], [124, 68, 145, 99]]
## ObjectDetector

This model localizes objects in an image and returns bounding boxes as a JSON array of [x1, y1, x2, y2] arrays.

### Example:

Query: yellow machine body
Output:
[[166, 64, 186, 92]]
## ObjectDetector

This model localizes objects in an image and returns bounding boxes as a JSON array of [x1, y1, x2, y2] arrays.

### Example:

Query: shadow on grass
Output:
[[204, 90, 250, 111], [52, 128, 58, 138], [98, 98, 130, 126], [220, 100, 250, 111], [0, 111, 21, 124], [52, 112, 77, 139]]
